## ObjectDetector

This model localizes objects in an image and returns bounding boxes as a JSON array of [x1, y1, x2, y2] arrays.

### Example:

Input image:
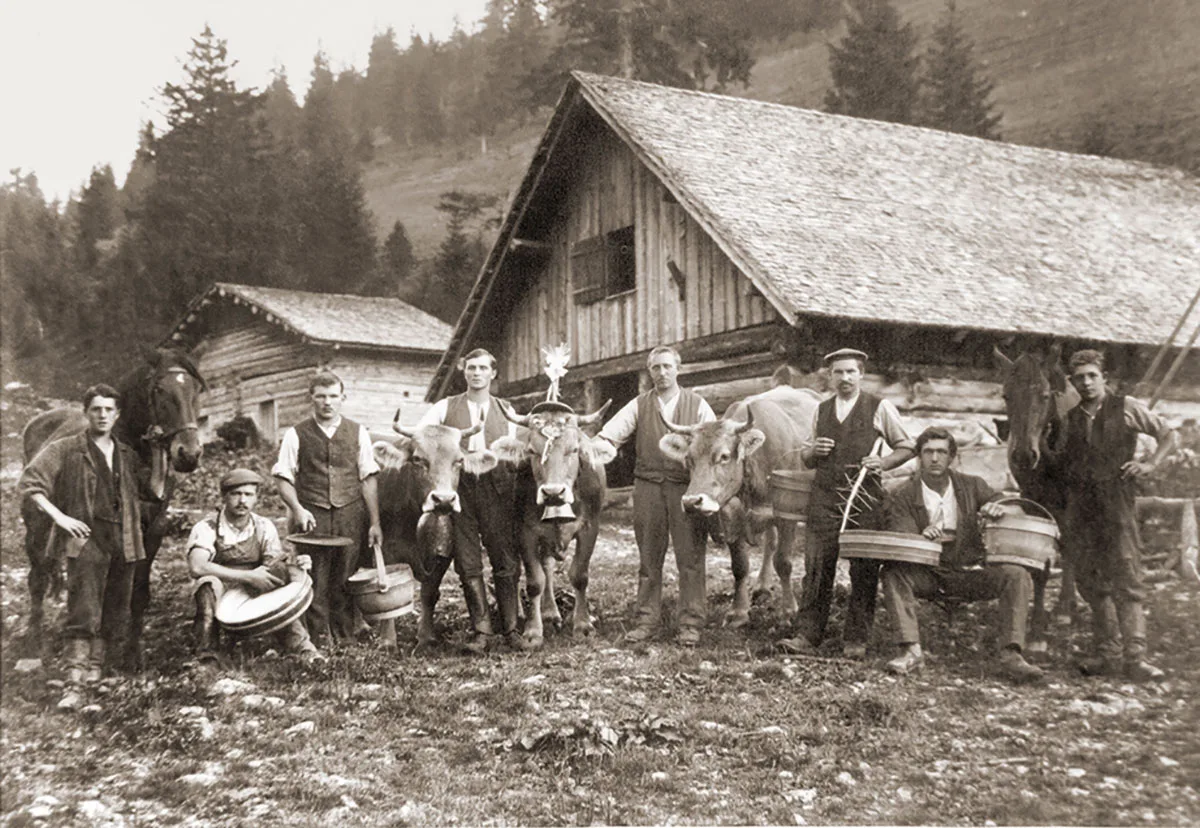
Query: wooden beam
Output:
[[509, 238, 553, 253], [666, 257, 687, 301]]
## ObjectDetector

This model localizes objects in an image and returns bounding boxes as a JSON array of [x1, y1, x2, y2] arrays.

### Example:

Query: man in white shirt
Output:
[[417, 349, 525, 652], [878, 428, 1042, 683], [272, 371, 381, 646], [597, 346, 716, 646]]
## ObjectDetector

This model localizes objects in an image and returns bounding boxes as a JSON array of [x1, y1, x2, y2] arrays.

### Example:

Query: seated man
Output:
[[880, 427, 1043, 683], [187, 469, 322, 663]]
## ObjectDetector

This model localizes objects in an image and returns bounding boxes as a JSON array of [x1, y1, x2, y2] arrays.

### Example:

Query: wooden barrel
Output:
[[216, 568, 314, 638], [984, 497, 1059, 571], [769, 469, 815, 521], [348, 563, 415, 621], [838, 530, 942, 566]]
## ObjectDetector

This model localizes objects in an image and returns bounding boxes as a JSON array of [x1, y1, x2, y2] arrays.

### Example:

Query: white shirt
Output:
[[598, 390, 717, 447], [417, 396, 518, 452], [804, 393, 916, 454], [186, 509, 284, 565], [921, 478, 957, 533], [271, 417, 380, 482]]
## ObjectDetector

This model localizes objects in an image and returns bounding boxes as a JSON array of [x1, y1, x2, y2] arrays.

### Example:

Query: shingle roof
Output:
[[169, 283, 453, 353], [574, 72, 1200, 347]]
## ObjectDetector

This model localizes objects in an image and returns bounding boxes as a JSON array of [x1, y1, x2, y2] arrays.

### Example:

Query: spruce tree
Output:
[[382, 220, 417, 297], [922, 0, 1001, 138], [823, 0, 921, 125]]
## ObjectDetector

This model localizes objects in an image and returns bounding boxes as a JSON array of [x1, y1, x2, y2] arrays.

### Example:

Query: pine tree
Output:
[[484, 0, 550, 124], [382, 220, 417, 297], [823, 0, 921, 125], [922, 0, 1001, 138], [263, 67, 303, 147], [73, 164, 122, 269]]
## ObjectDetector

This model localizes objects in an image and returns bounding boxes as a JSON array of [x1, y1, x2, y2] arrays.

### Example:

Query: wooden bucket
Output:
[[347, 544, 415, 621], [216, 567, 314, 638], [983, 497, 1059, 571], [838, 530, 942, 566], [769, 469, 815, 521]]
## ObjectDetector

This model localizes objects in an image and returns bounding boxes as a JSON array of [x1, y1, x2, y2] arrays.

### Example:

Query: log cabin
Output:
[[429, 73, 1200, 486], [167, 283, 452, 442]]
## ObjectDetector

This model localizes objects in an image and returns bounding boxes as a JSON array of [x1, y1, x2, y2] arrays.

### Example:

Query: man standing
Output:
[[880, 427, 1044, 682], [1063, 349, 1178, 681], [273, 371, 381, 647], [778, 348, 915, 657], [598, 346, 716, 646], [418, 348, 525, 652], [20, 385, 148, 711], [187, 469, 322, 663]]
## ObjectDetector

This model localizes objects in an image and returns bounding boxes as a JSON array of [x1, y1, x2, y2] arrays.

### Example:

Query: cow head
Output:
[[658, 409, 766, 515], [373, 410, 499, 515], [491, 400, 615, 521]]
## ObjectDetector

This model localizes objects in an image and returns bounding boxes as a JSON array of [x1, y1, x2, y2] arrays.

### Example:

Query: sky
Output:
[[0, 0, 490, 203]]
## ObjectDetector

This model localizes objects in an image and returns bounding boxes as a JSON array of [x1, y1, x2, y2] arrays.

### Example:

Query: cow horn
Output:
[[659, 409, 698, 435], [728, 408, 755, 435], [575, 399, 612, 426], [392, 408, 416, 438], [497, 400, 530, 427], [460, 421, 484, 438]]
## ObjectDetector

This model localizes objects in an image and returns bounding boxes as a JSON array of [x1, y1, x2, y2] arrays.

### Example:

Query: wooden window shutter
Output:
[[571, 235, 607, 305]]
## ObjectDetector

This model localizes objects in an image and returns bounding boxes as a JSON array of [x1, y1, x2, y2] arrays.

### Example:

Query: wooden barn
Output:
[[167, 283, 453, 442], [428, 72, 1200, 485]]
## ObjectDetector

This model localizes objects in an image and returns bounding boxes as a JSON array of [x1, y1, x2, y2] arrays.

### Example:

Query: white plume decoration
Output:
[[542, 343, 571, 402]]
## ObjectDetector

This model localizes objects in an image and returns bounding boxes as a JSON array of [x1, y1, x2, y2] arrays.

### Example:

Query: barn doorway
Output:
[[597, 371, 639, 489]]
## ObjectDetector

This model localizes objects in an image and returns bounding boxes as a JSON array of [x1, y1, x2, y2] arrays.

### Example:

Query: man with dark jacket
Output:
[[20, 385, 148, 711], [1063, 350, 1178, 681], [880, 427, 1043, 683]]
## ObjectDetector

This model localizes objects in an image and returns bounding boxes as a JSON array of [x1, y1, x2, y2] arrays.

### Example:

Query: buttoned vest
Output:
[[634, 388, 703, 484], [295, 417, 362, 508], [1064, 394, 1137, 484]]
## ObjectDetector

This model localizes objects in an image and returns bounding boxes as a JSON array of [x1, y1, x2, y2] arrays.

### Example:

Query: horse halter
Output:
[[142, 367, 201, 445]]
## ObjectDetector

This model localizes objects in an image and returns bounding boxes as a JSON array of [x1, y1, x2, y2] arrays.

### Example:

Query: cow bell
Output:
[[541, 503, 576, 522]]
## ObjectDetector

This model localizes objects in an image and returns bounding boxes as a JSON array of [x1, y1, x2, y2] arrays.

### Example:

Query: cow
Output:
[[490, 401, 616, 649], [373, 412, 499, 648], [658, 389, 818, 629]]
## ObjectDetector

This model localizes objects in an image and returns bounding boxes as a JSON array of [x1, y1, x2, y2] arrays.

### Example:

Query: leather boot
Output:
[[1118, 601, 1165, 682], [194, 584, 219, 662], [58, 639, 90, 711], [461, 575, 493, 654], [495, 576, 527, 652], [1079, 598, 1123, 676], [85, 640, 105, 685], [418, 555, 452, 647]]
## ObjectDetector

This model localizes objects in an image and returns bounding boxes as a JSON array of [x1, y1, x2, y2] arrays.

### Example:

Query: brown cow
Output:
[[490, 401, 615, 648], [374, 414, 498, 648], [658, 394, 815, 628]]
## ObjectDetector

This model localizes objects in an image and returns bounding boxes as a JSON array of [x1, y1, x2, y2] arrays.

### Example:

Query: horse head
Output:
[[123, 349, 207, 494], [993, 344, 1071, 474]]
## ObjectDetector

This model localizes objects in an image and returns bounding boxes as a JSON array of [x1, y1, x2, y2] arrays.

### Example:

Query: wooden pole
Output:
[[1148, 321, 1200, 409], [1141, 282, 1200, 386]]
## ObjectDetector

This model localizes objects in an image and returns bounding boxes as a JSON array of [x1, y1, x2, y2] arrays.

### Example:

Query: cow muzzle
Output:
[[681, 493, 720, 515], [536, 483, 574, 506], [423, 490, 461, 514]]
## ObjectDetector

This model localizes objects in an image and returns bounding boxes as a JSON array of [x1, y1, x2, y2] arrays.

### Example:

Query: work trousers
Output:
[[882, 562, 1032, 651], [794, 519, 881, 646], [632, 478, 708, 632], [300, 499, 366, 645], [453, 471, 520, 581], [64, 522, 135, 662]]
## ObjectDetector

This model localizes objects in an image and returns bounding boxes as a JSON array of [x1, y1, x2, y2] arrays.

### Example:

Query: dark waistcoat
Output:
[[634, 388, 703, 484], [1065, 394, 1136, 484], [444, 394, 508, 451], [295, 417, 363, 509]]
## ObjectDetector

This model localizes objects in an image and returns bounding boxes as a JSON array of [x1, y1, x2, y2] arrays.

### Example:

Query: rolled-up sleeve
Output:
[[187, 519, 217, 561], [358, 425, 380, 479], [416, 399, 448, 429], [257, 516, 285, 566], [697, 399, 717, 424], [875, 399, 915, 451], [598, 398, 640, 447], [271, 427, 300, 482]]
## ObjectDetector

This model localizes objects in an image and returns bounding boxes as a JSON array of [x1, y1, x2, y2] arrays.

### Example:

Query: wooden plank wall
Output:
[[326, 353, 438, 435], [499, 127, 777, 386]]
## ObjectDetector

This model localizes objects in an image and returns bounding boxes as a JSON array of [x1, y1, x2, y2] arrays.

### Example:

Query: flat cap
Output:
[[822, 348, 869, 365], [220, 468, 263, 493]]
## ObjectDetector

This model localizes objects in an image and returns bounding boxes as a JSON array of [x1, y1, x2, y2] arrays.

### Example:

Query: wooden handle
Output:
[[840, 437, 885, 534], [372, 543, 389, 592]]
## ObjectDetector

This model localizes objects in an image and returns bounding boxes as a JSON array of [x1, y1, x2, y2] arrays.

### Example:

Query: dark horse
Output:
[[993, 343, 1080, 653], [20, 348, 206, 664]]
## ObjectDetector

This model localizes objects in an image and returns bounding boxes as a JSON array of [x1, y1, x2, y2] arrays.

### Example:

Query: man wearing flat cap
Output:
[[778, 348, 915, 657], [186, 468, 321, 662]]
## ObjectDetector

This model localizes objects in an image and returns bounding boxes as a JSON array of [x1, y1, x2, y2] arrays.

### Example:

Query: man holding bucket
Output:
[[878, 427, 1044, 682], [187, 469, 322, 663], [1063, 349, 1179, 681], [778, 348, 915, 658]]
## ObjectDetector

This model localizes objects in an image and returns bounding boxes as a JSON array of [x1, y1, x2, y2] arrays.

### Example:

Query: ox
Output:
[[373, 412, 498, 648], [490, 401, 615, 649], [658, 390, 817, 628]]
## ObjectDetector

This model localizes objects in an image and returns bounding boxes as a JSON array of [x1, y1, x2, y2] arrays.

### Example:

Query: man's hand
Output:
[[979, 502, 1006, 520], [860, 455, 883, 472], [368, 523, 383, 549], [294, 507, 317, 532], [297, 554, 313, 572], [55, 515, 91, 539], [812, 437, 836, 457], [1121, 460, 1155, 480], [244, 566, 284, 593], [922, 524, 945, 541]]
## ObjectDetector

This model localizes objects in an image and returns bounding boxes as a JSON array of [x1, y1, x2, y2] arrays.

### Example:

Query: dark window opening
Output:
[[571, 225, 636, 304], [597, 371, 639, 489], [606, 226, 636, 295]]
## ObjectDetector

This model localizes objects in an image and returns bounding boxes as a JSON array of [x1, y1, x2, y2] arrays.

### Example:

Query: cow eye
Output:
[[412, 456, 429, 469], [453, 458, 464, 468], [717, 453, 731, 464]]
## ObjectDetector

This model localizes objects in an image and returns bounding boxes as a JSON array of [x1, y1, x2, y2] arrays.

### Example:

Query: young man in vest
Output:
[[778, 348, 915, 658], [417, 348, 525, 652], [1064, 349, 1178, 681], [273, 371, 382, 647], [879, 428, 1044, 683], [597, 345, 716, 647], [19, 385, 149, 712], [187, 468, 322, 663]]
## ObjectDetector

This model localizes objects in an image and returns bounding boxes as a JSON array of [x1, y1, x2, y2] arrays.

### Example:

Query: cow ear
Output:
[[659, 433, 690, 464], [373, 439, 411, 470], [588, 436, 618, 466], [464, 449, 500, 476], [738, 429, 766, 460], [490, 436, 527, 466]]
